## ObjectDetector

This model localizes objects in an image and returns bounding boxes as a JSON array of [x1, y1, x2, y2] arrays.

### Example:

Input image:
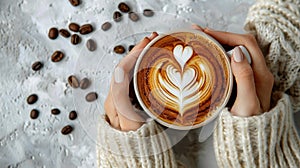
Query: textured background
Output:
[[2, 0, 298, 168]]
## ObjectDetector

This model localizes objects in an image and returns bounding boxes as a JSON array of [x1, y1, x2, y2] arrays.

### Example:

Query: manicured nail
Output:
[[233, 47, 243, 62], [148, 32, 158, 40], [148, 32, 154, 37], [114, 67, 124, 83]]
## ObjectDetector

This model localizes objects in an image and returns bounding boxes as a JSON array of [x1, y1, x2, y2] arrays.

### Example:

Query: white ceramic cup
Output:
[[133, 29, 251, 131]]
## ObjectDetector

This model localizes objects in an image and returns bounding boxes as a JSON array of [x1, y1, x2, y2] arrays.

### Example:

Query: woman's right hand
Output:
[[193, 25, 274, 117]]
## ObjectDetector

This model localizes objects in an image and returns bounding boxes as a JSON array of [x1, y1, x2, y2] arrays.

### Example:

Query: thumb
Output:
[[230, 47, 260, 117]]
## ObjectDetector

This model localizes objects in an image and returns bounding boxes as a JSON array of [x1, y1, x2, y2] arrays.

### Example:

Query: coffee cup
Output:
[[134, 29, 250, 130]]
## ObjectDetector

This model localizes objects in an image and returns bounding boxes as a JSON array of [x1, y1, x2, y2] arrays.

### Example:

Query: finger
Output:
[[118, 32, 158, 73], [104, 92, 121, 129], [112, 67, 145, 131], [203, 28, 267, 71], [110, 114, 121, 130], [192, 24, 204, 31], [254, 70, 274, 112], [204, 29, 273, 111], [108, 33, 159, 131], [230, 47, 261, 117]]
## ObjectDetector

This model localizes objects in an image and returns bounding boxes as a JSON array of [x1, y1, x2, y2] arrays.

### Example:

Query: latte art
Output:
[[155, 45, 214, 116], [136, 32, 231, 126]]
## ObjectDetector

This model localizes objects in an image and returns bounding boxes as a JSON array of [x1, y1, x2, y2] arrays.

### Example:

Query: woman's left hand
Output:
[[104, 32, 158, 131]]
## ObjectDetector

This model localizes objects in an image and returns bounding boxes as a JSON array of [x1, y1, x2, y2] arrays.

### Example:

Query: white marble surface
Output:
[[0, 0, 258, 167]]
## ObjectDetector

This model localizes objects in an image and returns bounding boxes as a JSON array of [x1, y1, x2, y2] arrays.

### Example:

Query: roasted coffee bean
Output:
[[61, 125, 73, 135], [59, 29, 71, 38], [27, 94, 38, 104], [113, 11, 122, 22], [114, 45, 126, 54], [79, 78, 90, 89], [32, 61, 43, 71], [143, 9, 154, 17], [68, 75, 79, 88], [85, 92, 98, 102], [69, 0, 80, 6], [51, 108, 60, 115], [51, 51, 64, 62], [69, 111, 77, 120], [101, 22, 111, 31], [30, 109, 39, 119], [71, 34, 81, 45], [129, 12, 139, 22], [128, 45, 135, 52], [48, 27, 58, 40], [79, 24, 93, 35], [86, 39, 97, 51], [118, 2, 130, 13], [69, 23, 80, 32]]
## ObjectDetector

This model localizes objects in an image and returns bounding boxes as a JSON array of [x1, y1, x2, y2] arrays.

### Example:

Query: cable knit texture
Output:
[[97, 116, 178, 168], [97, 0, 300, 167], [214, 92, 300, 168], [244, 0, 300, 112]]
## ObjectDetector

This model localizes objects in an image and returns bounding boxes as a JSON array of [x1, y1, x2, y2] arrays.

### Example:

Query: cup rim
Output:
[[133, 29, 233, 130]]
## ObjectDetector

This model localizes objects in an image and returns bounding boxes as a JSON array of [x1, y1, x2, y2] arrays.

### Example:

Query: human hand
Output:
[[193, 25, 274, 117], [104, 32, 159, 131]]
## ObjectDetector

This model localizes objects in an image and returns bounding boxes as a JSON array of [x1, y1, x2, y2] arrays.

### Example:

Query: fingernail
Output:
[[149, 31, 157, 38], [233, 47, 243, 62], [114, 67, 124, 83], [148, 32, 153, 38]]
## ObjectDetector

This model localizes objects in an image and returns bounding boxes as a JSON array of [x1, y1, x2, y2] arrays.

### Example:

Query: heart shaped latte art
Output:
[[136, 32, 230, 126], [155, 45, 213, 117]]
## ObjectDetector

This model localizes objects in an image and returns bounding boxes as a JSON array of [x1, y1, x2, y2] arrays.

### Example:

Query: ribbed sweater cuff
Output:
[[214, 92, 300, 168], [97, 115, 177, 168]]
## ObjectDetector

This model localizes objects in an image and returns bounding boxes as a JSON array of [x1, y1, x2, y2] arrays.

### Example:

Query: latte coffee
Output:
[[134, 30, 232, 129]]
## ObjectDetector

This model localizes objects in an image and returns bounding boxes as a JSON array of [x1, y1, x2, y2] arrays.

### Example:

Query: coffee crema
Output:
[[136, 32, 231, 126]]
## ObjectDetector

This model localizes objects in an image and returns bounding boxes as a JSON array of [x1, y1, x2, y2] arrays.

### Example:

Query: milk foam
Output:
[[153, 44, 213, 116]]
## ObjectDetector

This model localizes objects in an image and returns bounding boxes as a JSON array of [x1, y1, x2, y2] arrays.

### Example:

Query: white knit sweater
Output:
[[97, 0, 300, 167]]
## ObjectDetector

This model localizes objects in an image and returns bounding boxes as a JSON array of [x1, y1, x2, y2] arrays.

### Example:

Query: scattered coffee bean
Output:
[[51, 51, 64, 62], [79, 24, 93, 35], [30, 109, 39, 119], [71, 34, 81, 45], [68, 75, 79, 88], [59, 29, 71, 38], [69, 0, 80, 6], [118, 2, 130, 13], [79, 78, 90, 89], [129, 12, 139, 22], [51, 108, 60, 115], [86, 39, 97, 51], [128, 45, 135, 52], [48, 27, 58, 40], [101, 22, 111, 31], [32, 61, 43, 71], [113, 11, 122, 22], [69, 23, 80, 32], [69, 111, 77, 120], [143, 9, 154, 17], [114, 45, 126, 54], [27, 94, 38, 104], [61, 125, 73, 135], [86, 92, 98, 102]]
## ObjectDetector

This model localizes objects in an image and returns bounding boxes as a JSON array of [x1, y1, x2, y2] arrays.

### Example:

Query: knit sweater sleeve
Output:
[[96, 115, 179, 168], [214, 92, 300, 167], [244, 0, 300, 112]]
